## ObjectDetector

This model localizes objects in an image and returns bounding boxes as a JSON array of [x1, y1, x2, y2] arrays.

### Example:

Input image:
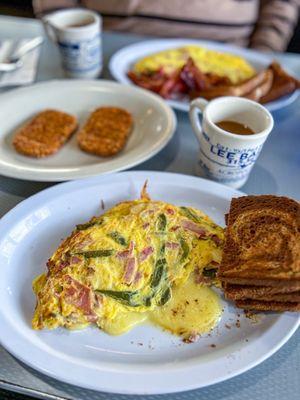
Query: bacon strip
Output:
[[127, 69, 166, 94], [180, 58, 208, 91]]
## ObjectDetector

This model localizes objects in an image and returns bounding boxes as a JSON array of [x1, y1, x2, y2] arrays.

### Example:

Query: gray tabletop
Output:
[[0, 15, 299, 400]]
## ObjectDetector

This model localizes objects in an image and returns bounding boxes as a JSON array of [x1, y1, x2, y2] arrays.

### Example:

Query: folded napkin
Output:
[[0, 38, 42, 88]]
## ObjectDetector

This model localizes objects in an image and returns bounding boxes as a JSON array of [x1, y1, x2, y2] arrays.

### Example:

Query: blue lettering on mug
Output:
[[210, 144, 217, 154], [209, 143, 263, 168], [227, 152, 235, 161], [217, 149, 226, 157], [58, 34, 101, 72]]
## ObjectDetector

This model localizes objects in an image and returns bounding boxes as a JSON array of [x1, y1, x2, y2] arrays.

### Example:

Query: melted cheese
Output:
[[101, 311, 147, 335], [97, 280, 221, 337], [150, 279, 221, 338]]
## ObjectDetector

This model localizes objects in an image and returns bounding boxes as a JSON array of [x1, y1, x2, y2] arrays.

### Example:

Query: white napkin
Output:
[[0, 38, 42, 88]]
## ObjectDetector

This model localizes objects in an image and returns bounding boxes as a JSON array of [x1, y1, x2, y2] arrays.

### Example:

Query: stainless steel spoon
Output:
[[0, 37, 44, 72]]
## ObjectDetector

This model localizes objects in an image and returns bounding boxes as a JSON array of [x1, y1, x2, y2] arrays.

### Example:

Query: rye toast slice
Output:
[[235, 299, 300, 312], [219, 195, 300, 283], [221, 278, 300, 287], [260, 62, 300, 104], [224, 282, 300, 298], [225, 289, 300, 302]]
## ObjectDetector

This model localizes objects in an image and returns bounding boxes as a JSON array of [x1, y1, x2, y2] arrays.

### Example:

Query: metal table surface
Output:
[[0, 15, 299, 400]]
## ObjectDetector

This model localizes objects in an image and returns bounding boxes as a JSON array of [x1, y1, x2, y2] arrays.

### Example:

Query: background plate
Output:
[[0, 80, 176, 182], [109, 39, 299, 112], [0, 171, 298, 394]]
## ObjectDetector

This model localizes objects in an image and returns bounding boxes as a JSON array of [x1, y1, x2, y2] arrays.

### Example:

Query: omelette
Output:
[[133, 45, 255, 84], [32, 185, 224, 340]]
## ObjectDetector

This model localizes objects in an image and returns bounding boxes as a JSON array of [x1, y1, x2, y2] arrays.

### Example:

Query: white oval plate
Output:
[[0, 80, 176, 182], [109, 39, 299, 112], [0, 171, 298, 395]]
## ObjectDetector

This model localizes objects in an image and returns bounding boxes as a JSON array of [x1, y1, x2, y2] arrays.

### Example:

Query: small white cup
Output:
[[189, 97, 274, 189], [43, 8, 102, 79]]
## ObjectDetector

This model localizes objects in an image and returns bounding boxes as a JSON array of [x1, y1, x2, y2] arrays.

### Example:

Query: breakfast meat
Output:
[[200, 62, 299, 103], [32, 186, 224, 339], [13, 109, 78, 158], [242, 69, 274, 101], [77, 107, 133, 157], [128, 45, 299, 104], [219, 195, 300, 312], [192, 68, 271, 100]]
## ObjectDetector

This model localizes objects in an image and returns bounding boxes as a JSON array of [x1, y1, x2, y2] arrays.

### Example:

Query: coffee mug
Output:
[[43, 8, 102, 79], [189, 96, 274, 189]]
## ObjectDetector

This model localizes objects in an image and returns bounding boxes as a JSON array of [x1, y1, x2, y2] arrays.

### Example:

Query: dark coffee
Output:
[[216, 120, 255, 135]]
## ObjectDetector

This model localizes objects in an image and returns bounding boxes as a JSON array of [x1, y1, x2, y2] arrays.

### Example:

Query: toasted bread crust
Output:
[[224, 282, 300, 296], [13, 109, 77, 158], [260, 62, 300, 104], [77, 107, 133, 157], [235, 299, 300, 312], [225, 289, 300, 302], [221, 278, 300, 287], [219, 195, 300, 281]]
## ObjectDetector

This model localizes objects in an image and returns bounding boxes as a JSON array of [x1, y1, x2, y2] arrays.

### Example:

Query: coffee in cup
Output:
[[189, 96, 274, 189], [43, 8, 102, 79]]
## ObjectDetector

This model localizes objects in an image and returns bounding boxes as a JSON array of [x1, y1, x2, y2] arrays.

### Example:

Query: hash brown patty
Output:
[[77, 107, 133, 157], [13, 109, 78, 158]]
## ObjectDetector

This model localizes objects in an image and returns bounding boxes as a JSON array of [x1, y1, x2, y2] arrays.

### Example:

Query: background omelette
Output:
[[133, 45, 255, 84], [32, 186, 224, 340]]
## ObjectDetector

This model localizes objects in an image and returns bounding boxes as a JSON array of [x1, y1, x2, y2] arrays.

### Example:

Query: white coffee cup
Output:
[[189, 97, 274, 189], [43, 8, 102, 79]]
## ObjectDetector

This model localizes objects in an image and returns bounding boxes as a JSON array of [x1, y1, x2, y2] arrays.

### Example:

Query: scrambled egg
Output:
[[32, 186, 224, 340], [133, 45, 255, 84]]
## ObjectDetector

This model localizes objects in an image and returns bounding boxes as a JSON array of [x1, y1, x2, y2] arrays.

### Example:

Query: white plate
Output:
[[0, 171, 298, 395], [109, 39, 299, 112], [0, 80, 176, 182]]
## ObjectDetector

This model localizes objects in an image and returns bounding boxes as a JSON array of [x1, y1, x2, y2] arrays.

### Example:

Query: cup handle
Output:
[[42, 16, 57, 43], [189, 98, 208, 144]]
